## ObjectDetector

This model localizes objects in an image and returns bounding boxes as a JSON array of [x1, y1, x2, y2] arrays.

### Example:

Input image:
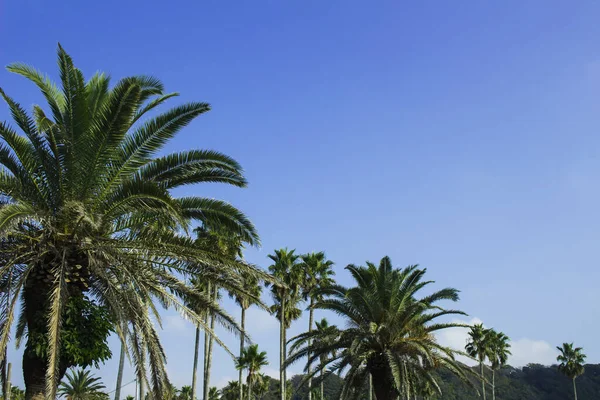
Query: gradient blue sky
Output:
[[1, 0, 600, 396]]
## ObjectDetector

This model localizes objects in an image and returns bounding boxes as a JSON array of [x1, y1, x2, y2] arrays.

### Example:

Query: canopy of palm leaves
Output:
[[0, 45, 268, 399], [58, 369, 107, 400], [266, 249, 303, 326], [556, 343, 586, 379], [298, 252, 335, 304], [487, 329, 511, 370], [208, 386, 220, 400], [287, 256, 471, 400], [235, 345, 269, 384], [465, 324, 489, 363]]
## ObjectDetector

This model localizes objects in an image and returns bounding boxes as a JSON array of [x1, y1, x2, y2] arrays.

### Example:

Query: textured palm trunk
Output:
[[370, 362, 395, 400], [279, 294, 286, 400], [307, 300, 314, 400], [114, 342, 126, 400], [238, 307, 246, 400], [368, 374, 372, 400], [491, 369, 495, 400], [5, 362, 12, 400], [573, 377, 577, 400], [247, 373, 253, 400], [204, 286, 217, 400], [139, 374, 145, 400], [480, 362, 486, 400], [191, 326, 201, 400]]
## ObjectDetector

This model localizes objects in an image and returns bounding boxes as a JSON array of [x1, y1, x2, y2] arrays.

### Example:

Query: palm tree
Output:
[[221, 382, 241, 400], [235, 345, 268, 400], [466, 324, 489, 400], [179, 386, 193, 400], [287, 257, 471, 400], [251, 375, 269, 400], [298, 252, 334, 400], [0, 45, 265, 400], [113, 339, 126, 400], [58, 369, 107, 400], [229, 273, 263, 400], [312, 319, 338, 400], [557, 343, 586, 400], [207, 387, 220, 400], [265, 249, 302, 400], [124, 396, 135, 400], [487, 329, 511, 400]]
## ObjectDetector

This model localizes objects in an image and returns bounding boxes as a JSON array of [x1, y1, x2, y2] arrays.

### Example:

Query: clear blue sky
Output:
[[1, 0, 600, 395]]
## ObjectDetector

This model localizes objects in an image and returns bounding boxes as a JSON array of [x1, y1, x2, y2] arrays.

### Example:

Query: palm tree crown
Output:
[[0, 45, 264, 399], [557, 343, 586, 379], [487, 330, 511, 370], [288, 256, 470, 400], [58, 369, 106, 400]]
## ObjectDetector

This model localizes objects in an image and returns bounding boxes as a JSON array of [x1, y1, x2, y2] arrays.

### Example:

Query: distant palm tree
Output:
[[487, 329, 511, 400], [266, 249, 302, 400], [557, 342, 586, 400], [466, 324, 489, 400], [124, 396, 135, 400], [208, 387, 220, 400], [179, 385, 193, 400], [221, 382, 242, 400], [298, 252, 335, 400], [58, 369, 107, 400], [288, 257, 471, 400], [229, 272, 263, 400], [311, 318, 338, 400], [236, 345, 269, 400], [251, 375, 270, 400]]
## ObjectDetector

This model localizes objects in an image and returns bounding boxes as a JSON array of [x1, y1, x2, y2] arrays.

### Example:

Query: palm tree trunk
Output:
[[368, 373, 372, 400], [320, 368, 324, 400], [114, 342, 126, 400], [239, 307, 246, 400], [492, 369, 495, 400], [247, 374, 253, 400], [4, 362, 11, 400], [283, 326, 287, 393], [139, 374, 145, 400], [307, 299, 314, 400], [480, 362, 486, 400], [191, 325, 201, 400], [573, 377, 578, 400], [279, 294, 286, 400], [204, 286, 217, 400]]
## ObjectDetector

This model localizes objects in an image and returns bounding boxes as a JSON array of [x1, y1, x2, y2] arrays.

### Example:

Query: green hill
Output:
[[264, 363, 600, 400]]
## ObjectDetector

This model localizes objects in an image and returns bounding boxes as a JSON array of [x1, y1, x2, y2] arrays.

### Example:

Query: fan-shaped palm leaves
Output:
[[58, 369, 106, 400], [312, 319, 338, 400], [465, 323, 489, 400], [0, 45, 266, 400], [235, 345, 268, 400], [265, 249, 302, 400], [487, 329, 511, 400], [298, 252, 334, 400], [288, 256, 470, 400], [556, 342, 586, 400]]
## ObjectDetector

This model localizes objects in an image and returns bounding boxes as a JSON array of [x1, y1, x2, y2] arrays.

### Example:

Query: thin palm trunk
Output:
[[279, 294, 286, 400], [320, 367, 324, 400], [204, 286, 217, 400], [480, 362, 486, 400], [247, 373, 253, 400], [573, 378, 578, 400], [5, 363, 11, 400], [114, 342, 126, 400], [491, 369, 495, 400], [368, 373, 372, 400], [307, 300, 314, 400], [191, 326, 201, 400], [139, 374, 145, 400], [203, 283, 211, 400], [239, 307, 246, 400]]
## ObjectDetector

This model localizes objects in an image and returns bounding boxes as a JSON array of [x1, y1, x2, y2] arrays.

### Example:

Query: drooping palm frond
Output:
[[58, 369, 107, 400], [0, 45, 266, 400]]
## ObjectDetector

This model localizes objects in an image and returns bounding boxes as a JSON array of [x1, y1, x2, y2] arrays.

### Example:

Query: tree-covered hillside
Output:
[[274, 364, 600, 400]]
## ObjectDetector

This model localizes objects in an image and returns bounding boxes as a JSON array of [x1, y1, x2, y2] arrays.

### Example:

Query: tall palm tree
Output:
[[0, 45, 265, 400], [113, 337, 126, 400], [287, 257, 471, 400], [229, 273, 263, 400], [312, 318, 338, 400], [235, 345, 269, 400], [487, 329, 511, 400], [466, 324, 489, 400], [265, 249, 302, 400], [58, 369, 106, 400], [298, 252, 334, 400], [556, 343, 586, 400]]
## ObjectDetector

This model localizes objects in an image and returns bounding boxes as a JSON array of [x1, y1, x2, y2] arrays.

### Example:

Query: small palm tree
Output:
[[466, 324, 489, 400], [208, 387, 220, 400], [557, 343, 586, 400], [312, 318, 338, 400], [487, 329, 511, 400], [221, 382, 242, 400], [124, 396, 135, 400], [298, 252, 335, 400], [265, 249, 302, 400], [251, 375, 270, 400], [178, 385, 193, 400], [58, 369, 107, 400], [288, 257, 471, 400], [236, 345, 269, 400]]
